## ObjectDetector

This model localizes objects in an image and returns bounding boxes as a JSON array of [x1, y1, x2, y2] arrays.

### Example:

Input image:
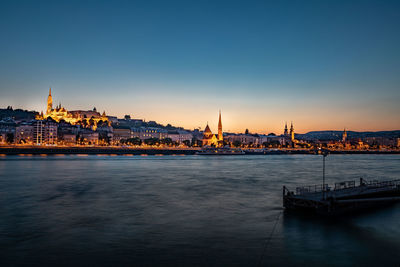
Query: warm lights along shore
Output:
[[0, 146, 399, 156]]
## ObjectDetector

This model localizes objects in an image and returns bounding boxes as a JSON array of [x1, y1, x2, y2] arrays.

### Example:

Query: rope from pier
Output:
[[257, 210, 283, 267]]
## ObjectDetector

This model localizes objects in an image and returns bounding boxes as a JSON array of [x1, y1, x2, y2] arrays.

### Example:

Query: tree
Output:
[[99, 133, 110, 145], [268, 132, 276, 136], [144, 138, 160, 146], [6, 133, 14, 144], [245, 129, 249, 135], [160, 138, 173, 146], [126, 137, 142, 146], [183, 140, 191, 147], [233, 140, 242, 147]]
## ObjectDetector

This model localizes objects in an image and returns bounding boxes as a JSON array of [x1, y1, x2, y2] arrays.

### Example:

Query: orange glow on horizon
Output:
[[18, 89, 400, 135]]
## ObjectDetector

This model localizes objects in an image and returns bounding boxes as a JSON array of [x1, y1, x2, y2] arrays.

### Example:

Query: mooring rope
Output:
[[257, 210, 283, 267]]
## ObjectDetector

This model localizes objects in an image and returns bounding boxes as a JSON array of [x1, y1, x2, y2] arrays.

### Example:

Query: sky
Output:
[[0, 0, 399, 134]]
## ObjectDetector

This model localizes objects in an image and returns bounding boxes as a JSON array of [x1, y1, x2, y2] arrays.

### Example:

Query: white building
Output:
[[168, 130, 193, 144], [33, 120, 57, 145], [131, 127, 168, 141]]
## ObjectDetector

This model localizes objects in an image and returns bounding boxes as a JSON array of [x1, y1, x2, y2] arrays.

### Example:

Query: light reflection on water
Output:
[[0, 154, 399, 266]]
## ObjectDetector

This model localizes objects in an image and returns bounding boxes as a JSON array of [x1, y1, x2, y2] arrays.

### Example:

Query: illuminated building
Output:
[[33, 119, 57, 145], [79, 131, 99, 145], [202, 111, 223, 147], [342, 128, 347, 142], [36, 88, 109, 130], [290, 121, 295, 142], [0, 120, 15, 144], [167, 130, 193, 144], [218, 110, 223, 142], [61, 133, 77, 146], [131, 127, 168, 141], [113, 127, 132, 143], [15, 124, 34, 144], [224, 134, 259, 146]]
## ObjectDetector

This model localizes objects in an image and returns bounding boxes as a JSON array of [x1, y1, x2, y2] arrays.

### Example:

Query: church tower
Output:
[[290, 121, 295, 141], [284, 122, 288, 136], [342, 128, 347, 143], [218, 110, 223, 142], [47, 88, 53, 115]]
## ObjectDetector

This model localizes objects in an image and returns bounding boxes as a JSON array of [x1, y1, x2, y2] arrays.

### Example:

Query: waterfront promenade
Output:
[[0, 146, 399, 155]]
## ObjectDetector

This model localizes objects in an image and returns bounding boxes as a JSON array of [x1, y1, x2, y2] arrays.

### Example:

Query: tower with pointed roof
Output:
[[47, 88, 53, 115], [218, 110, 223, 142], [202, 122, 218, 146], [342, 128, 347, 143], [284, 122, 288, 136], [202, 111, 223, 147], [290, 121, 295, 141]]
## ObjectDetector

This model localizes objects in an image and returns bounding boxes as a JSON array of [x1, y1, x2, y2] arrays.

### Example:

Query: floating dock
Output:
[[283, 178, 400, 216]]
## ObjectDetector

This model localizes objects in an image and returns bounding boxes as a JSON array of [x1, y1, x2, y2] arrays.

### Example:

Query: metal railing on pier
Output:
[[293, 179, 400, 196], [295, 184, 328, 195]]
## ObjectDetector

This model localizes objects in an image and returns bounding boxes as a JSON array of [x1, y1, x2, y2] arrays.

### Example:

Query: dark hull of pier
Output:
[[283, 183, 400, 216]]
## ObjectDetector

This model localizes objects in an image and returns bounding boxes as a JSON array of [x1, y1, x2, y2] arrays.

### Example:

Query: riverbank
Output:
[[0, 146, 399, 155], [0, 146, 199, 155]]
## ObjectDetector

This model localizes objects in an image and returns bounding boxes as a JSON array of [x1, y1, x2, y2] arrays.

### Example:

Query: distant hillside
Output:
[[296, 130, 400, 141], [0, 107, 37, 121]]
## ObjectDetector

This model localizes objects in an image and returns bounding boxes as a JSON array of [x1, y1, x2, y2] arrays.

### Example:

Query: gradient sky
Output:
[[1, 0, 399, 134]]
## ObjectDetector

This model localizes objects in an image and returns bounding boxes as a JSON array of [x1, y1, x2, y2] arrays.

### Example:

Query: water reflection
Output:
[[0, 154, 399, 266], [279, 204, 400, 266]]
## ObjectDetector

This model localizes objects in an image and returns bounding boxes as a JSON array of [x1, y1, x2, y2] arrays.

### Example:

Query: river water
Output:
[[0, 154, 399, 266]]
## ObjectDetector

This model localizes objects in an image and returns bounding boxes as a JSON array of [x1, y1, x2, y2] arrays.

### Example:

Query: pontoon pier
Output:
[[283, 178, 400, 215]]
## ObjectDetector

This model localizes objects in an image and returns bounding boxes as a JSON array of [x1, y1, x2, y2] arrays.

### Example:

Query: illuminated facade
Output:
[[218, 110, 223, 142], [15, 124, 34, 144], [202, 111, 223, 147], [33, 120, 57, 145], [290, 122, 295, 142], [36, 88, 109, 130]]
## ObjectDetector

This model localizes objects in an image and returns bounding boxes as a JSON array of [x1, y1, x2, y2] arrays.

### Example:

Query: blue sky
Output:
[[0, 0, 399, 133]]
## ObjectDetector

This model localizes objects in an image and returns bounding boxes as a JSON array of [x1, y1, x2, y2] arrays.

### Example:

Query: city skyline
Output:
[[1, 1, 400, 133], [3, 87, 399, 135]]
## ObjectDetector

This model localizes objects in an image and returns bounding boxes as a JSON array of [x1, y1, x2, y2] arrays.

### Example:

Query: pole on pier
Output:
[[322, 149, 329, 200]]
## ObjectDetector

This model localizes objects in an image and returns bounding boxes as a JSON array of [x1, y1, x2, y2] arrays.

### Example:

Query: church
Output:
[[202, 111, 223, 147], [36, 88, 109, 130]]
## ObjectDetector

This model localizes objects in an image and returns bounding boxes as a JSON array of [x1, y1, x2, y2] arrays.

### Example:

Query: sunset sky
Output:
[[1, 0, 399, 134]]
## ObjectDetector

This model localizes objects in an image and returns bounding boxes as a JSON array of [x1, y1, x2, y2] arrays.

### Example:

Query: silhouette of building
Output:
[[284, 122, 288, 136]]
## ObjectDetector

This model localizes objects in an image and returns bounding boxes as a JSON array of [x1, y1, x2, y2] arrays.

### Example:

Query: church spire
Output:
[[290, 121, 295, 141], [284, 121, 288, 136], [218, 110, 223, 142], [47, 88, 53, 115]]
